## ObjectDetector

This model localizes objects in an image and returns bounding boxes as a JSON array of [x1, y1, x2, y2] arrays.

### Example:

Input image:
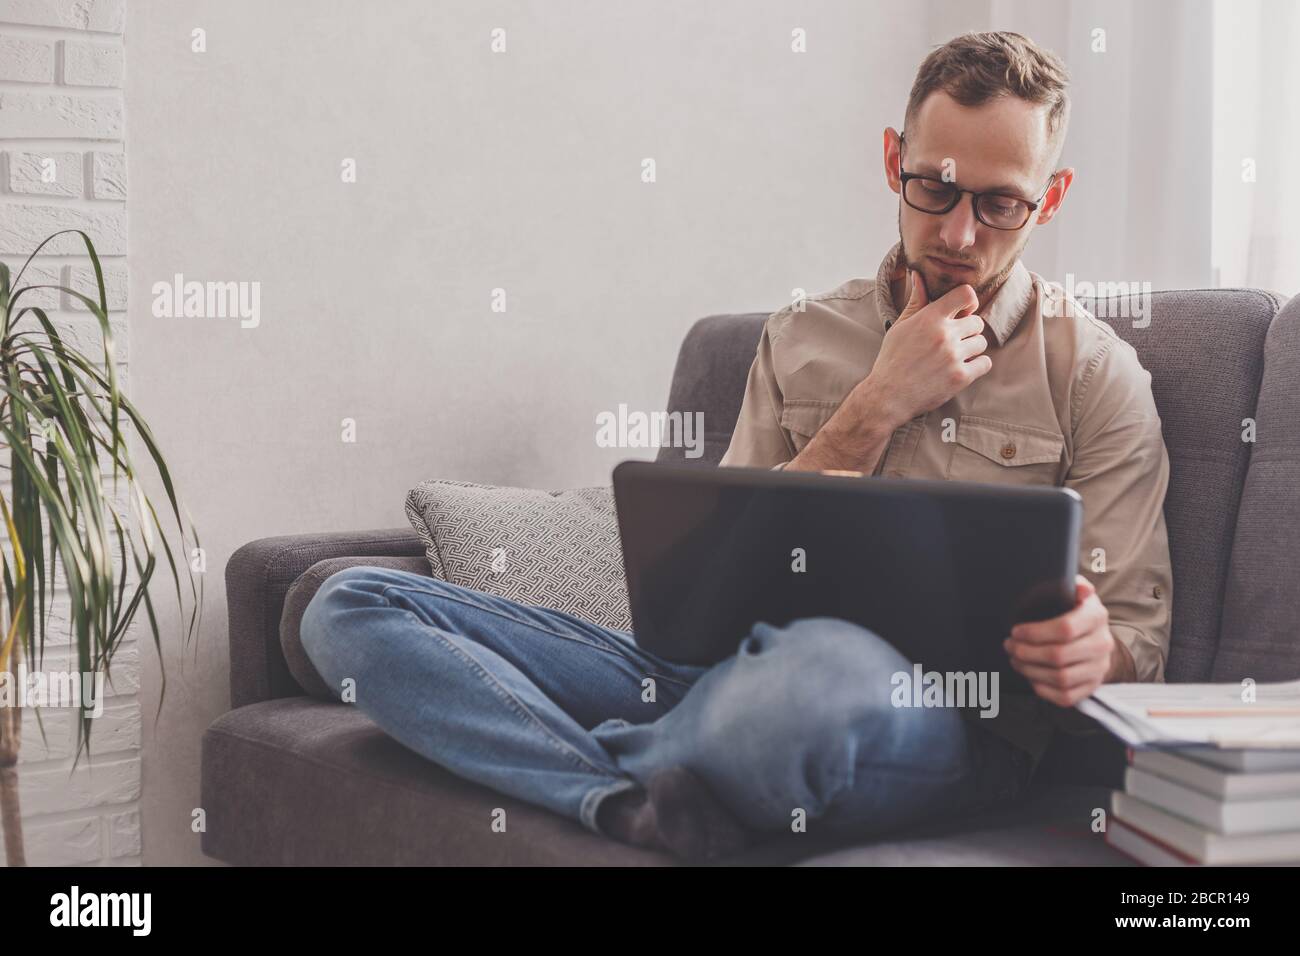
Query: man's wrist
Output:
[[852, 375, 908, 435], [821, 378, 904, 467], [820, 414, 889, 469], [787, 413, 882, 472], [784, 377, 907, 473]]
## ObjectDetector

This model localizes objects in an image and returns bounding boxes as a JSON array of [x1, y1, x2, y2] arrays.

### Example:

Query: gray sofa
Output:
[[202, 286, 1298, 865]]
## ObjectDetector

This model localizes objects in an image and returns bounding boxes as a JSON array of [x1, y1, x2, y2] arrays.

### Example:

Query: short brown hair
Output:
[[905, 32, 1071, 159]]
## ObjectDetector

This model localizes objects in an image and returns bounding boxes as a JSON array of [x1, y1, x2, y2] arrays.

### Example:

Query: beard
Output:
[[897, 217, 1026, 308]]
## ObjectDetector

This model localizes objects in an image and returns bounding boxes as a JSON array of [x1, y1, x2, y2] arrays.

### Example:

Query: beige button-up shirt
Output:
[[719, 242, 1173, 766]]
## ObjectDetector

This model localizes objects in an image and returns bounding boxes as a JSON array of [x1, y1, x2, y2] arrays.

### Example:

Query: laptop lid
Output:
[[612, 460, 1081, 694]]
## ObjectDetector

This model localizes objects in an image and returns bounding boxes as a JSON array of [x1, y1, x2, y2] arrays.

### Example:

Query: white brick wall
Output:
[[62, 38, 123, 87], [0, 0, 136, 866]]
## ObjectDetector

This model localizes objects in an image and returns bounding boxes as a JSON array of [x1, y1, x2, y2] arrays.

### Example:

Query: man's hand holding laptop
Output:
[[1005, 574, 1137, 706]]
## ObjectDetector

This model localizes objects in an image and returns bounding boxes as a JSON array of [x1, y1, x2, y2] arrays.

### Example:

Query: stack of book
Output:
[[1076, 679, 1300, 866], [1107, 746, 1300, 866]]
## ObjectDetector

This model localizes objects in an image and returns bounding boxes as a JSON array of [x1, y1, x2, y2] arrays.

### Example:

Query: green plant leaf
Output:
[[1, 230, 202, 767]]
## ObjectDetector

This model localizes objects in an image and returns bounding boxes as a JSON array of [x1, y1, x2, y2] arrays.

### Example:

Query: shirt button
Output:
[[1000, 443, 1016, 459], [1153, 585, 1164, 599]]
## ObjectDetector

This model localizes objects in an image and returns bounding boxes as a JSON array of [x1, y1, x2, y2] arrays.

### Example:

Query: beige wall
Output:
[[128, 0, 930, 864]]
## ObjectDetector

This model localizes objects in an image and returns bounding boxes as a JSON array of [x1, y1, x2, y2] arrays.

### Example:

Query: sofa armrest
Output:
[[225, 528, 427, 708]]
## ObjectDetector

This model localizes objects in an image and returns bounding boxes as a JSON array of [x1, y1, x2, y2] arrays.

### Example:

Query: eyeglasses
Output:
[[897, 133, 1056, 231]]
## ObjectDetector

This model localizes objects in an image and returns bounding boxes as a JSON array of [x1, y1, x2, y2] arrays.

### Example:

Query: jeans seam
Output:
[[414, 610, 624, 781], [645, 670, 695, 691]]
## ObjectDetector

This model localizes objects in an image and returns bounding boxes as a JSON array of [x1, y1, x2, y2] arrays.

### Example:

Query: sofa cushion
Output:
[[200, 696, 1133, 865], [655, 312, 771, 467], [1079, 290, 1282, 682], [1217, 293, 1300, 680], [403, 479, 632, 632], [200, 697, 675, 866]]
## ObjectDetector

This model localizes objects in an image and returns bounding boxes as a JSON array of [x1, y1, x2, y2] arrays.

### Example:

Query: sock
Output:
[[596, 767, 751, 862], [647, 766, 751, 861], [596, 786, 660, 850]]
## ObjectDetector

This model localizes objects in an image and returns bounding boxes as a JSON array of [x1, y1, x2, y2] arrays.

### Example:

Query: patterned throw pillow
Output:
[[403, 480, 633, 632]]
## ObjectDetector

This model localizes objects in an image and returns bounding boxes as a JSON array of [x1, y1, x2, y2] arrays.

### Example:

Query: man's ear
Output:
[[1035, 166, 1074, 225], [883, 128, 903, 195]]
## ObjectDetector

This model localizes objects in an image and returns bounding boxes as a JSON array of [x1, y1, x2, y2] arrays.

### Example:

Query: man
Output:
[[301, 31, 1171, 863], [720, 25, 1171, 802]]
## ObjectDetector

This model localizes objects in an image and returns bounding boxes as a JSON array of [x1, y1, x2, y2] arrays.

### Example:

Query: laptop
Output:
[[611, 460, 1082, 694]]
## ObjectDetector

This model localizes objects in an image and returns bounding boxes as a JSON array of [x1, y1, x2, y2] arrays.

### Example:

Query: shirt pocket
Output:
[[945, 415, 1065, 486], [779, 399, 839, 454]]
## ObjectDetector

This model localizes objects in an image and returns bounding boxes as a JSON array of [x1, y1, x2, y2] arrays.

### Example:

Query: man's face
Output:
[[883, 91, 1071, 306]]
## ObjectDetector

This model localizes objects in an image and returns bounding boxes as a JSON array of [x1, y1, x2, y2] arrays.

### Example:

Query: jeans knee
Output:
[[716, 618, 968, 814], [740, 617, 911, 717], [300, 566, 390, 660]]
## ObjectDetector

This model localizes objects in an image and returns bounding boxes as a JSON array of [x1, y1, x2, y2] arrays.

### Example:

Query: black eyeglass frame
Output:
[[896, 132, 1057, 231]]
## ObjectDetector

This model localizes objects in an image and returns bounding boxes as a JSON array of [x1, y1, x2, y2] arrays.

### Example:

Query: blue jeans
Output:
[[300, 567, 1033, 840]]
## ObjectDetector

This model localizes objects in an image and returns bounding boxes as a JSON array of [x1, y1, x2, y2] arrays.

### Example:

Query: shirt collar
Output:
[[873, 241, 1035, 347]]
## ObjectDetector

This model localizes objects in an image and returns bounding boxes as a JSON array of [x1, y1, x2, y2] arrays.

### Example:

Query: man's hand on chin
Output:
[[1002, 575, 1137, 708]]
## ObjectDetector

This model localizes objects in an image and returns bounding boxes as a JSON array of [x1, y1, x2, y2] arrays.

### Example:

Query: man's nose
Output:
[[938, 196, 979, 252]]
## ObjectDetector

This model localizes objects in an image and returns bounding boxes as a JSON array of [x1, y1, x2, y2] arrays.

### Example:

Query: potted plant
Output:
[[0, 230, 201, 865]]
